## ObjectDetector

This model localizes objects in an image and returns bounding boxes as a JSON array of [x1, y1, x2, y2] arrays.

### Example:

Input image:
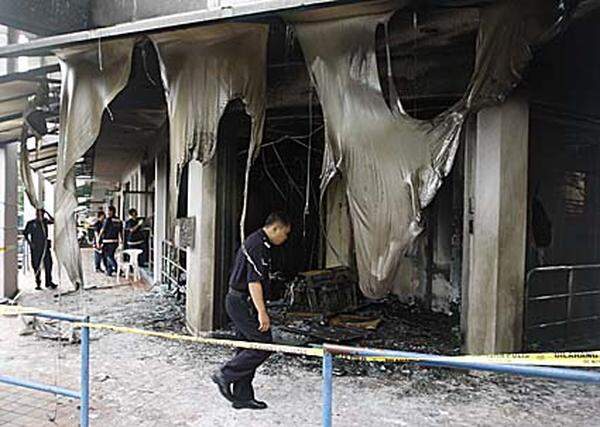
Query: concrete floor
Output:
[[1, 249, 600, 426]]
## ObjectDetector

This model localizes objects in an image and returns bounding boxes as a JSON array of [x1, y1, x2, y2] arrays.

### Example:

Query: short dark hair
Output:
[[128, 208, 137, 216], [97, 210, 105, 218], [108, 206, 116, 215], [264, 211, 291, 228]]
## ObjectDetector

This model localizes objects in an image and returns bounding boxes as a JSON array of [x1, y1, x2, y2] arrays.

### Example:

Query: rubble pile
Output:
[[263, 295, 461, 379]]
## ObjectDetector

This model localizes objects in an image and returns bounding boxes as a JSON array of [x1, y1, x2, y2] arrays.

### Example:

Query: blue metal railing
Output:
[[5, 308, 600, 427], [320, 343, 600, 427], [0, 310, 90, 427]]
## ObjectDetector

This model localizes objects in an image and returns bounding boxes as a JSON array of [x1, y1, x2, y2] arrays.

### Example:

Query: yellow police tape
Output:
[[338, 353, 600, 367], [0, 305, 323, 358], [2, 305, 600, 367], [76, 321, 325, 357]]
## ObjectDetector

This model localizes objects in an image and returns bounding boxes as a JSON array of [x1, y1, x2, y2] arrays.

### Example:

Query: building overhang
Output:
[[0, 0, 503, 58], [0, 65, 60, 146]]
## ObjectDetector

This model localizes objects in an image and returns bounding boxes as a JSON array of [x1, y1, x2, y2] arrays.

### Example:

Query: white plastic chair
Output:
[[116, 249, 143, 282]]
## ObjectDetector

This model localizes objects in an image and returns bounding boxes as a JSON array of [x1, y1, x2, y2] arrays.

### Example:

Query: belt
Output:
[[228, 288, 250, 299], [103, 239, 118, 244], [127, 240, 144, 245]]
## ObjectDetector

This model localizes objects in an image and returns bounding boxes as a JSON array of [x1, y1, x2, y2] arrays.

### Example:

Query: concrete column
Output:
[[0, 26, 7, 76], [44, 180, 55, 215], [0, 143, 19, 298], [185, 159, 217, 335], [37, 171, 45, 207], [138, 167, 146, 216], [153, 153, 168, 283], [1, 31, 19, 298], [465, 95, 529, 354]]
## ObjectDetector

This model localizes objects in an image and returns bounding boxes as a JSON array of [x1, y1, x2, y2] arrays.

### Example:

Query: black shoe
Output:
[[95, 268, 105, 273], [35, 284, 42, 290], [211, 371, 234, 402], [232, 399, 268, 410], [45, 282, 58, 289]]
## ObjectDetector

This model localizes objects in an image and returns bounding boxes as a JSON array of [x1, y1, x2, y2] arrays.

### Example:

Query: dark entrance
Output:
[[213, 100, 326, 329]]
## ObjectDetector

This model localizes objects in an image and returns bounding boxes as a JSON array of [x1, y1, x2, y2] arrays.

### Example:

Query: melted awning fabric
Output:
[[292, 0, 564, 298], [54, 40, 136, 286], [149, 24, 268, 226], [1, 72, 52, 211], [19, 130, 42, 210]]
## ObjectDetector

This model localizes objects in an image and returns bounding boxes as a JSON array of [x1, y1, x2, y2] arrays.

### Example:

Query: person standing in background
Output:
[[23, 209, 57, 290], [124, 208, 147, 266], [100, 206, 123, 277], [93, 210, 106, 273]]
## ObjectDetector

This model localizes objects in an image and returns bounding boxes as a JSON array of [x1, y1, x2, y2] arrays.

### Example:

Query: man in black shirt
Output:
[[124, 208, 146, 265], [93, 210, 106, 273], [212, 212, 291, 410], [23, 209, 57, 290], [100, 206, 123, 276]]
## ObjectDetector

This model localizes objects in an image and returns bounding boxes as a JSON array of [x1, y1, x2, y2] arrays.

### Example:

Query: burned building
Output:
[[1, 0, 599, 355]]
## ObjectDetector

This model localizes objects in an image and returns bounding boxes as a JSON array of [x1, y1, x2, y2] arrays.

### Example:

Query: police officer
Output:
[[100, 206, 123, 276], [23, 209, 57, 290], [93, 210, 106, 273], [124, 208, 146, 265], [212, 212, 291, 410]]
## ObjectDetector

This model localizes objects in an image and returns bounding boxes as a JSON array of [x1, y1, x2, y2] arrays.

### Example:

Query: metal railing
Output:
[[5, 306, 600, 427], [161, 240, 187, 299], [0, 310, 90, 427], [320, 344, 600, 427], [524, 264, 600, 350]]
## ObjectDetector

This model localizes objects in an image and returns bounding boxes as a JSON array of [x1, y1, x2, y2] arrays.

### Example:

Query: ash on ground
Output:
[[13, 280, 595, 408]]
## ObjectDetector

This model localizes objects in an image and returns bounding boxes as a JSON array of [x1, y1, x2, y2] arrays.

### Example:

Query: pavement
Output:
[[1, 249, 600, 426]]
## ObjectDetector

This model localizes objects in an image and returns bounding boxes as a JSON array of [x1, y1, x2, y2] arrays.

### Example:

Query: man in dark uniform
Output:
[[23, 209, 57, 290], [124, 208, 146, 265], [93, 210, 106, 273], [100, 206, 123, 276], [212, 212, 291, 410]]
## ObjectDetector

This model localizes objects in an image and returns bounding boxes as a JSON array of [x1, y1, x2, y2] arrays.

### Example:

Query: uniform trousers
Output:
[[103, 243, 118, 275], [220, 291, 273, 401], [30, 240, 52, 285]]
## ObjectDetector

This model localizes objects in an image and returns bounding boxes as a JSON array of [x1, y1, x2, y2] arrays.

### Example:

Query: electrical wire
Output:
[[303, 89, 314, 239], [141, 43, 158, 87], [272, 145, 304, 199], [261, 150, 287, 201]]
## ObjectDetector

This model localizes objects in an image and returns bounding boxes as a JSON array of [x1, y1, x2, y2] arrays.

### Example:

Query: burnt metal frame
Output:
[[161, 240, 187, 299]]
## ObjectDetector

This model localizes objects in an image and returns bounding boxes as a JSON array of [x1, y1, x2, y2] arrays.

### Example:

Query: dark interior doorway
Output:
[[213, 101, 326, 329], [525, 10, 600, 350]]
